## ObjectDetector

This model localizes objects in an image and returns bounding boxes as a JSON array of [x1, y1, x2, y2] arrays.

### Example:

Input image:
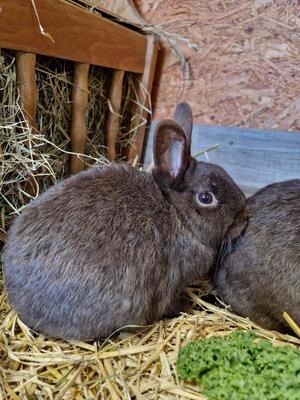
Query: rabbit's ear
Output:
[[174, 102, 193, 153], [153, 119, 190, 187], [226, 206, 249, 242]]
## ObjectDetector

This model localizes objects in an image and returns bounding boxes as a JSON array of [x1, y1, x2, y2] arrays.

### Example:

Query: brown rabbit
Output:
[[214, 179, 300, 333], [3, 102, 246, 340]]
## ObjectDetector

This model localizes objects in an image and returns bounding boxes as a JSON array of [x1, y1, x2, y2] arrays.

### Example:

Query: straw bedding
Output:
[[1, 283, 300, 399]]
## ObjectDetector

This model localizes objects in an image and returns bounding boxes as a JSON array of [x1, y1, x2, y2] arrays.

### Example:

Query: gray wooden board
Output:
[[143, 122, 300, 197]]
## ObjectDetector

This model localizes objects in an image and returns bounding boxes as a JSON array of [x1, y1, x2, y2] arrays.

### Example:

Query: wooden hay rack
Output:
[[0, 0, 159, 186]]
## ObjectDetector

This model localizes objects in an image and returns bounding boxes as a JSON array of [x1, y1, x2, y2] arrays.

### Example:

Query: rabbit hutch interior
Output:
[[1, 1, 300, 399]]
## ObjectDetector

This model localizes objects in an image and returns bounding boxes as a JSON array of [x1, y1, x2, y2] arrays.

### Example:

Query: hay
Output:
[[0, 50, 146, 239], [1, 278, 300, 399]]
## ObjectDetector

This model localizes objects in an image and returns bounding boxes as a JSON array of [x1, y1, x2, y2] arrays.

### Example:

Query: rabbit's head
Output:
[[152, 102, 248, 247]]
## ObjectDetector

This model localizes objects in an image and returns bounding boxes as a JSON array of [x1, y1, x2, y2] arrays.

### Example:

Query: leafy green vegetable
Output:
[[176, 332, 300, 400]]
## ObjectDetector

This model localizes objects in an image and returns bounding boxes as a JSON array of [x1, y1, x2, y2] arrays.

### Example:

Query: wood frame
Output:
[[106, 70, 125, 161], [15, 52, 38, 195], [70, 62, 90, 174], [0, 0, 159, 178], [0, 0, 147, 73], [127, 36, 159, 164]]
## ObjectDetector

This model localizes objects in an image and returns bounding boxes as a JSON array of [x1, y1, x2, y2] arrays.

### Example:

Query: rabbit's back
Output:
[[3, 164, 175, 339], [215, 180, 300, 331], [4, 164, 168, 269]]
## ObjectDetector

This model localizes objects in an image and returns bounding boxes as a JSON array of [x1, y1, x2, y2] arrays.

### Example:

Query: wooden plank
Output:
[[127, 36, 159, 164], [16, 51, 38, 196], [106, 69, 125, 161], [143, 123, 300, 197], [0, 0, 147, 73], [69, 62, 89, 175], [16, 52, 37, 129]]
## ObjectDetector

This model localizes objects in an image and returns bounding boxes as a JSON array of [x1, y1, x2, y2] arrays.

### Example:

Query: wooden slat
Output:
[[106, 70, 125, 161], [0, 0, 147, 73], [143, 123, 300, 197], [69, 63, 89, 175], [16, 52, 37, 129], [127, 36, 159, 164], [16, 51, 38, 195]]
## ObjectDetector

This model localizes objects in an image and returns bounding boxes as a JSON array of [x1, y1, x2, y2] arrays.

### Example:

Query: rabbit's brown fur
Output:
[[3, 103, 246, 340], [215, 179, 300, 332]]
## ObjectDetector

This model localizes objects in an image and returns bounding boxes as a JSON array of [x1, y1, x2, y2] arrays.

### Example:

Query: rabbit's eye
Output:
[[197, 192, 218, 207]]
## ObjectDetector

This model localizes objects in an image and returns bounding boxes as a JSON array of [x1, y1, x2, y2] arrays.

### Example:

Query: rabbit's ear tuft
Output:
[[152, 119, 190, 187]]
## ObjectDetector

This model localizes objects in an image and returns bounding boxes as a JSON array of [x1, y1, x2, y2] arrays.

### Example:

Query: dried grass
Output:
[[0, 50, 146, 239], [1, 278, 300, 399]]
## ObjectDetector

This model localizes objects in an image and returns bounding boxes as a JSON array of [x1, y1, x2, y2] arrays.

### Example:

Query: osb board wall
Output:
[[135, 0, 300, 131]]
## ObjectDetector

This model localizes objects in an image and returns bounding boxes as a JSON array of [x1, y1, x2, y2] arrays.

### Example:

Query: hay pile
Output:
[[0, 50, 143, 240], [1, 283, 300, 399]]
